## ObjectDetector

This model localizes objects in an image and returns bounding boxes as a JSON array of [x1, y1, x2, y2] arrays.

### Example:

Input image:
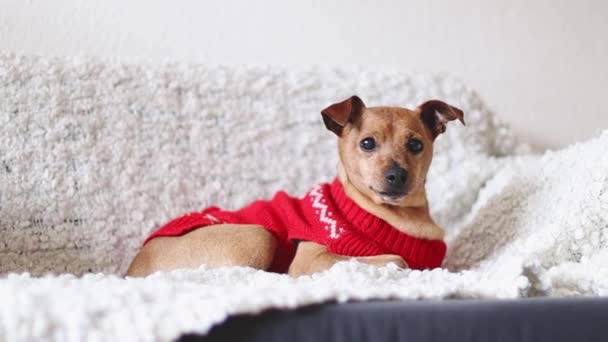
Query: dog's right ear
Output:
[[321, 95, 366, 136]]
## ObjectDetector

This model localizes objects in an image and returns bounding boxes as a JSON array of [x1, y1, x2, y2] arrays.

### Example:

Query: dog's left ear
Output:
[[321, 95, 366, 136], [418, 100, 465, 140]]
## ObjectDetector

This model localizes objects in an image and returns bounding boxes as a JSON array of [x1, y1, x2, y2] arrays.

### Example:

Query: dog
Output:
[[127, 96, 464, 277]]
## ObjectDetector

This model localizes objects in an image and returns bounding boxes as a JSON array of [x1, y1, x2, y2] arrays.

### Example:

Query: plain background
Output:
[[1, 0, 607, 150]]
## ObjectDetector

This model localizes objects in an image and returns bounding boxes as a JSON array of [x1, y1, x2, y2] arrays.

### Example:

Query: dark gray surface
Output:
[[178, 298, 608, 342]]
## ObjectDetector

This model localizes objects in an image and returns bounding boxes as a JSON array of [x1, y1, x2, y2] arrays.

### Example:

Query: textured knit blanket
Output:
[[1, 53, 607, 341]]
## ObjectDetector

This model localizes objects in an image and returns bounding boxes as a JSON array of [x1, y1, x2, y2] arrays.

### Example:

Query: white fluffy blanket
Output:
[[1, 53, 607, 341]]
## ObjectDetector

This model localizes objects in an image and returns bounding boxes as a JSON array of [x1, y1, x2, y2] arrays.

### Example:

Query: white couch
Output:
[[1, 53, 606, 341]]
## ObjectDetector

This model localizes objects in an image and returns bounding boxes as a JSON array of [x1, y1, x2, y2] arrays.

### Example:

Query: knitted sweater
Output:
[[145, 179, 447, 273]]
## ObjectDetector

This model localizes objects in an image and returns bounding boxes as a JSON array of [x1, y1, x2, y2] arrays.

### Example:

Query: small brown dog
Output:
[[127, 96, 464, 277]]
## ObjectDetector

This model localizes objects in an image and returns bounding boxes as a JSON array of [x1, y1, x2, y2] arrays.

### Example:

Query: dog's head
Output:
[[322, 96, 464, 207]]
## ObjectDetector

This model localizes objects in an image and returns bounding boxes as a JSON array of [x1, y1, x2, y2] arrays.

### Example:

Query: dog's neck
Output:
[[337, 164, 445, 240]]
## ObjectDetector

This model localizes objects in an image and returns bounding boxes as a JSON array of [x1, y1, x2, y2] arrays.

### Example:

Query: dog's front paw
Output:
[[356, 254, 408, 269]]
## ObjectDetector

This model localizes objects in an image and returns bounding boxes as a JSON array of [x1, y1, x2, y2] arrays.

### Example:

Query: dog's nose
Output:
[[384, 166, 408, 191]]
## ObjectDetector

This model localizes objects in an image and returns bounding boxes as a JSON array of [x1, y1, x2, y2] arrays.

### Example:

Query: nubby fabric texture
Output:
[[145, 179, 447, 272], [1, 53, 607, 342]]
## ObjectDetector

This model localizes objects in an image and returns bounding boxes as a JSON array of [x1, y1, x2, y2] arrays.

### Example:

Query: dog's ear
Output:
[[419, 100, 465, 140], [321, 95, 366, 136]]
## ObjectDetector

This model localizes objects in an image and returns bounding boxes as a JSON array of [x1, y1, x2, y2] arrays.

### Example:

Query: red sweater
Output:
[[145, 179, 446, 273]]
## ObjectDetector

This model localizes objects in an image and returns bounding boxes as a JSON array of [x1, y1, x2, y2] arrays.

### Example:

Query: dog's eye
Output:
[[407, 139, 424, 153], [360, 137, 376, 151]]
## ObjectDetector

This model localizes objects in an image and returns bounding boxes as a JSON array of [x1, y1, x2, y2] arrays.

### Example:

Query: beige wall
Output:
[[2, 0, 607, 150]]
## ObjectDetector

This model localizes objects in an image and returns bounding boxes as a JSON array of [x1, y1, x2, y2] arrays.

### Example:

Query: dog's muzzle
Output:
[[381, 165, 408, 197]]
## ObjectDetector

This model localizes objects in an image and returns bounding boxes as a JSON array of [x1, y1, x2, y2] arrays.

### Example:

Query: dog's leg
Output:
[[287, 241, 407, 277], [126, 224, 277, 277]]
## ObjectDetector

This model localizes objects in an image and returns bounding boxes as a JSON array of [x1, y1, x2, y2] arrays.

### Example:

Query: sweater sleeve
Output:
[[327, 230, 388, 257]]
